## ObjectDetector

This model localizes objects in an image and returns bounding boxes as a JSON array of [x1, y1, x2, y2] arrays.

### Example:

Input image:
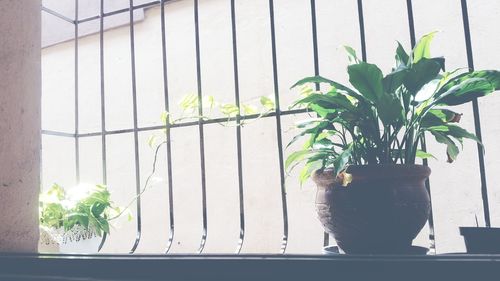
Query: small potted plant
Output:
[[287, 32, 500, 254], [39, 183, 120, 253], [459, 221, 500, 254]]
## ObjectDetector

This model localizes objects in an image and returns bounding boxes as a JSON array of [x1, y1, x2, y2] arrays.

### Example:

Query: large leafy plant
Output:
[[287, 32, 500, 184], [39, 184, 119, 236]]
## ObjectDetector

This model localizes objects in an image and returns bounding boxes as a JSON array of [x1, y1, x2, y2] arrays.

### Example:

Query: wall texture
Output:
[[0, 0, 41, 252], [41, 0, 500, 254]]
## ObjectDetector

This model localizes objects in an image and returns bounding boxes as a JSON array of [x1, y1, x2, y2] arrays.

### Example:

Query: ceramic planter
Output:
[[313, 164, 431, 254], [38, 225, 102, 253]]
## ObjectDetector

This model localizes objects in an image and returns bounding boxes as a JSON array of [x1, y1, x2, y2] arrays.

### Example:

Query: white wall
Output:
[[41, 0, 500, 254]]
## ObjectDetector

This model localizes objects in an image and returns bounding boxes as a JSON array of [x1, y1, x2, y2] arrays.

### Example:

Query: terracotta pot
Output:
[[313, 164, 431, 254]]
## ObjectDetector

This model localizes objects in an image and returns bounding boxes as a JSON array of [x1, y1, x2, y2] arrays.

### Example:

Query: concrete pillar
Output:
[[0, 0, 41, 252]]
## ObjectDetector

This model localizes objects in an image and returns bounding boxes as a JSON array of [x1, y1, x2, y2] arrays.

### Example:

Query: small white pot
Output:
[[39, 225, 102, 254]]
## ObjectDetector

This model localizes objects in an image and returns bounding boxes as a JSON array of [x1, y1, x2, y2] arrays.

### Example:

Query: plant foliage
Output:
[[39, 184, 120, 236], [287, 33, 500, 184]]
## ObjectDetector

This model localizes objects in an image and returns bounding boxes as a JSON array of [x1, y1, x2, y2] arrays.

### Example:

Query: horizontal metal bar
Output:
[[76, 108, 309, 138], [41, 130, 76, 138], [2, 253, 500, 281], [42, 6, 75, 24], [77, 1, 161, 24]]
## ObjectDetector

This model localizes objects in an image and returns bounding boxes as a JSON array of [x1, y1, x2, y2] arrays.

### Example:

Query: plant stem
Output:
[[108, 141, 167, 221]]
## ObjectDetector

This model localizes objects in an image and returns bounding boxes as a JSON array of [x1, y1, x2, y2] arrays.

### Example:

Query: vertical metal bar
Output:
[[406, 0, 437, 254], [310, 0, 320, 83], [420, 137, 436, 252], [460, 0, 491, 227], [74, 0, 80, 184], [230, 0, 246, 254], [268, 0, 289, 254], [97, 0, 108, 253], [356, 0, 367, 62], [159, 0, 176, 254], [309, 0, 329, 248], [128, 0, 143, 253], [194, 0, 208, 254], [406, 0, 416, 48], [99, 0, 108, 186]]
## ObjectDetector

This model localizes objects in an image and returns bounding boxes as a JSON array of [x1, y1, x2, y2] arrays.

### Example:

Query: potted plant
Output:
[[459, 223, 500, 254], [39, 183, 120, 253], [287, 32, 500, 254]]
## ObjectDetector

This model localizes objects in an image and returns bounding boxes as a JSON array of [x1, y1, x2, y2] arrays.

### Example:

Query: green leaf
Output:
[[403, 58, 443, 95], [287, 121, 330, 149], [220, 103, 240, 117], [147, 135, 157, 148], [203, 95, 215, 111], [437, 78, 494, 106], [412, 31, 438, 63], [285, 150, 312, 172], [47, 183, 66, 201], [179, 94, 199, 111], [291, 76, 336, 89], [293, 92, 356, 113], [427, 124, 481, 144], [299, 161, 323, 186], [91, 202, 108, 218], [416, 150, 437, 160], [66, 212, 89, 229], [308, 104, 336, 118], [395, 42, 409, 66], [96, 217, 110, 234], [242, 104, 258, 115], [333, 145, 352, 175], [348, 62, 384, 104], [343, 45, 359, 64], [260, 96, 275, 110], [377, 93, 403, 126], [439, 70, 500, 92], [383, 67, 408, 93], [421, 109, 461, 128], [294, 118, 322, 129], [430, 131, 460, 163], [436, 70, 500, 105], [298, 84, 314, 97], [291, 75, 369, 104]]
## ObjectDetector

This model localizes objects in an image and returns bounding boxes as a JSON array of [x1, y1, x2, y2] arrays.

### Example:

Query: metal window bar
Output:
[[309, 0, 330, 248], [405, 0, 437, 254], [159, 0, 176, 254], [128, 0, 144, 254], [193, 0, 209, 254], [356, 0, 367, 62], [460, 0, 491, 228], [39, 0, 493, 254], [99, 0, 108, 189], [74, 0, 80, 190], [98, 0, 108, 252], [268, 0, 289, 254], [229, 0, 246, 254]]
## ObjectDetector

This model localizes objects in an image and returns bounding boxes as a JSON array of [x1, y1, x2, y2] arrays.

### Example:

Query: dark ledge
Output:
[[1, 253, 500, 281]]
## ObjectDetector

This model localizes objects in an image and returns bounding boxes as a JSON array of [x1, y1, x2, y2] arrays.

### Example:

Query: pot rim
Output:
[[460, 226, 500, 234], [312, 164, 431, 187]]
